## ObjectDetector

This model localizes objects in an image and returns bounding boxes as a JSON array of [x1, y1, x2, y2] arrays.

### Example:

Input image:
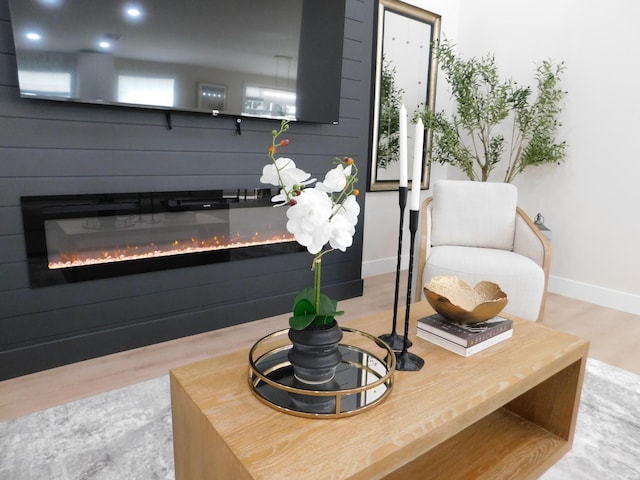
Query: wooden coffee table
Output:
[[170, 302, 589, 479]]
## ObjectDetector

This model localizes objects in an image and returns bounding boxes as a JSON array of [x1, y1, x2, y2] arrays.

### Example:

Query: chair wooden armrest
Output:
[[514, 207, 552, 321], [416, 197, 433, 303]]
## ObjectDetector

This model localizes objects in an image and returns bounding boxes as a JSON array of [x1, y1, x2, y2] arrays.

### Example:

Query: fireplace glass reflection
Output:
[[21, 189, 302, 287]]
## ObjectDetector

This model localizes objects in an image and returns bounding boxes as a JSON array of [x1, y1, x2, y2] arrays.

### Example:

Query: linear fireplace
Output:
[[21, 189, 303, 288]]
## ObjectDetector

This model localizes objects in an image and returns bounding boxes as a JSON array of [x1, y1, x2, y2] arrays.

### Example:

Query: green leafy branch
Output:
[[377, 57, 405, 169], [417, 39, 567, 182]]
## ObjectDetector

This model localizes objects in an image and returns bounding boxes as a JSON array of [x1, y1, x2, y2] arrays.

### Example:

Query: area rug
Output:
[[0, 377, 174, 480], [540, 358, 640, 480], [1, 358, 638, 479]]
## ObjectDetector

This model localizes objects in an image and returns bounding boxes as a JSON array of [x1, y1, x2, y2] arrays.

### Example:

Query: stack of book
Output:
[[417, 314, 513, 357]]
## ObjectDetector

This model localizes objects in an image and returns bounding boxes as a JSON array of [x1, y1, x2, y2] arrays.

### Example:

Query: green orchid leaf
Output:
[[292, 297, 315, 317], [317, 293, 343, 317], [289, 289, 343, 328], [314, 315, 333, 326], [289, 313, 316, 330], [314, 314, 342, 326], [292, 287, 316, 306], [289, 297, 316, 330]]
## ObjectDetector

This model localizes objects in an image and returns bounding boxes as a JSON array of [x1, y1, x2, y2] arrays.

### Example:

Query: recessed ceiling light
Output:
[[122, 5, 144, 22], [26, 32, 41, 41], [99, 41, 111, 49], [126, 7, 142, 18]]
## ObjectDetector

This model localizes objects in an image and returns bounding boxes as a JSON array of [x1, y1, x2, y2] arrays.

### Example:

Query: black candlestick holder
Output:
[[395, 209, 424, 371], [379, 186, 412, 351]]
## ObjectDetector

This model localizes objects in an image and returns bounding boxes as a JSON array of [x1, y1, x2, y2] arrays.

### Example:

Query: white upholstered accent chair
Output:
[[416, 180, 551, 322]]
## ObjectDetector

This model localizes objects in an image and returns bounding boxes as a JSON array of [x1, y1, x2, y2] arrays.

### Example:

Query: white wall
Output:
[[363, 0, 640, 315]]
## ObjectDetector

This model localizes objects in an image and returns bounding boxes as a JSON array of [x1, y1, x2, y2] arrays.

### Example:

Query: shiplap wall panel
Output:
[[0, 207, 19, 234], [1, 263, 312, 346], [0, 0, 375, 379], [0, 252, 317, 321], [0, 19, 13, 55], [0, 262, 23, 288], [0, 256, 362, 348], [0, 232, 20, 261], [0, 244, 362, 322]]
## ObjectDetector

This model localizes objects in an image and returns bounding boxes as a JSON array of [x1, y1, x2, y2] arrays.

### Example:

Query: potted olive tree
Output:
[[418, 39, 567, 182]]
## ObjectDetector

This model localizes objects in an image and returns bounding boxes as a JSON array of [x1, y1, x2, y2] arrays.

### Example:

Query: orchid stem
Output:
[[313, 255, 322, 318]]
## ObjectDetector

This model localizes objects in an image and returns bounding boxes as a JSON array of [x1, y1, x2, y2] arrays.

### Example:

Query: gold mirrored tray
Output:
[[248, 327, 396, 418]]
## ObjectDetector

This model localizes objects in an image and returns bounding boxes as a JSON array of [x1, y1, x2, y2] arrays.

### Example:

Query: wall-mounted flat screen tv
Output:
[[8, 0, 346, 124]]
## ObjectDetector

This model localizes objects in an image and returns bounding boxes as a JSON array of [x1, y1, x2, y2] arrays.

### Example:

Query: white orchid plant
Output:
[[260, 120, 360, 330]]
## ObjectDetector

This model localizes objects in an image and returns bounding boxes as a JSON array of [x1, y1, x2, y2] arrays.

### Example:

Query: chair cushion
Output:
[[423, 245, 545, 321], [431, 180, 518, 250]]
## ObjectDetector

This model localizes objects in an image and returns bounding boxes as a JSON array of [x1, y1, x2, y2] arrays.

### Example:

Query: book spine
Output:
[[417, 315, 512, 347], [465, 323, 511, 346], [465, 330, 513, 355], [417, 322, 472, 346], [417, 329, 513, 357], [416, 330, 467, 356], [417, 323, 511, 347]]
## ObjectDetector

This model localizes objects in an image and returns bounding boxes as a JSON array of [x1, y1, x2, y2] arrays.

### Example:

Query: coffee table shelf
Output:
[[392, 407, 566, 479], [384, 357, 584, 479]]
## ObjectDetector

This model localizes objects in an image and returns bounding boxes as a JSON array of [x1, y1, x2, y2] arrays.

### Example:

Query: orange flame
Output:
[[49, 232, 295, 270]]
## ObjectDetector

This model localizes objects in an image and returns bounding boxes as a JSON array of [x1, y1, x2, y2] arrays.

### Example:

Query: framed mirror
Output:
[[369, 0, 441, 191]]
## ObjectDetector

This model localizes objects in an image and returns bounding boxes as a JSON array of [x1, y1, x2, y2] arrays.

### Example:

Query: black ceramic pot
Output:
[[288, 321, 343, 384]]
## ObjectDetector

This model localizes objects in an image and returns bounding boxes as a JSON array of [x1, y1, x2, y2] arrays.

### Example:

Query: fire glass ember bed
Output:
[[21, 189, 302, 288]]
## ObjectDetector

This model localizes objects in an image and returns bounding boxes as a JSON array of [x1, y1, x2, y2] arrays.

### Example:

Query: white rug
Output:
[[540, 358, 640, 480], [0, 377, 174, 480], [1, 358, 638, 479]]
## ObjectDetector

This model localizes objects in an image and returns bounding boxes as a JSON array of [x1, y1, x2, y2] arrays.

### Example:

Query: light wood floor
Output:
[[1, 272, 638, 422]]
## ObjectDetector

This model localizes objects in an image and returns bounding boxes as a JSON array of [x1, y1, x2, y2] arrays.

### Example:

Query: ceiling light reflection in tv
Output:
[[8, 0, 346, 124]]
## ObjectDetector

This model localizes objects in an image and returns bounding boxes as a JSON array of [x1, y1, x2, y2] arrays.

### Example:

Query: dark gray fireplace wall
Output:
[[0, 0, 377, 379]]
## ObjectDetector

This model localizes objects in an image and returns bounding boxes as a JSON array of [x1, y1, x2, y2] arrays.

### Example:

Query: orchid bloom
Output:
[[328, 214, 355, 251], [260, 157, 315, 204], [269, 188, 290, 206], [315, 164, 352, 193], [333, 194, 360, 226], [329, 194, 360, 251], [285, 188, 333, 254]]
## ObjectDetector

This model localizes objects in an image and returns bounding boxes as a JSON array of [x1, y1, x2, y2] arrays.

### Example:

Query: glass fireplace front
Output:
[[21, 189, 302, 287]]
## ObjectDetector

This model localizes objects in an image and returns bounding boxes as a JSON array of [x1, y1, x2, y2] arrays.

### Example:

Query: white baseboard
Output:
[[548, 275, 640, 316], [363, 261, 640, 316], [362, 255, 410, 278]]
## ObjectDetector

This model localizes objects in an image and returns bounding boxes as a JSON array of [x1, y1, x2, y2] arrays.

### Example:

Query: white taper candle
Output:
[[410, 117, 424, 210], [399, 104, 408, 187]]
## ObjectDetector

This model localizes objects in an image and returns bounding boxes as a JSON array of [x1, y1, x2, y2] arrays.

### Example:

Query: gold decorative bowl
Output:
[[423, 276, 508, 324]]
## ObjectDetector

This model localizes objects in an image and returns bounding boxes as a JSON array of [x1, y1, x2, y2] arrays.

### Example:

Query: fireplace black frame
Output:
[[21, 189, 304, 288]]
